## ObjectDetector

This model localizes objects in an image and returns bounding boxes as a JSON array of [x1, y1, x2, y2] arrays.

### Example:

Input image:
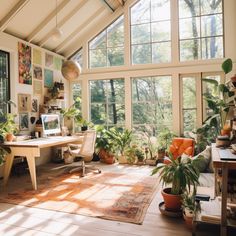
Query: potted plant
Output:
[[202, 58, 234, 137], [182, 191, 196, 228], [157, 127, 175, 161], [106, 128, 132, 164], [151, 154, 199, 211], [95, 126, 115, 164], [135, 148, 145, 164], [0, 110, 18, 164]]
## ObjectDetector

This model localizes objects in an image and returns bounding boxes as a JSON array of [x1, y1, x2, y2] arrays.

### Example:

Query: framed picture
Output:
[[19, 113, 29, 130], [33, 48, 42, 65], [31, 98, 38, 112], [44, 69, 53, 88], [33, 65, 42, 80], [45, 53, 53, 68], [18, 93, 31, 112], [33, 80, 42, 95], [18, 42, 32, 85], [53, 57, 62, 70]]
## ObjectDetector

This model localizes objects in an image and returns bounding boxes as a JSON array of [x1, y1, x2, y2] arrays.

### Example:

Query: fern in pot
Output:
[[151, 154, 199, 211]]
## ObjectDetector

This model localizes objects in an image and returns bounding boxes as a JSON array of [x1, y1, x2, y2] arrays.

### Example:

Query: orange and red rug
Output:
[[0, 171, 159, 224]]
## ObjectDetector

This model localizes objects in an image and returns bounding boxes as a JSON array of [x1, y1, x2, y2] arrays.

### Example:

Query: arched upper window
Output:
[[89, 15, 124, 68], [130, 0, 171, 65], [179, 0, 223, 61]]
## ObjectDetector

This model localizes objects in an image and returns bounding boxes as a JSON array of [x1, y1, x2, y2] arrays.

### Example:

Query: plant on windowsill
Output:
[[202, 58, 234, 139], [157, 127, 176, 162], [151, 153, 199, 212], [106, 128, 133, 164], [95, 126, 116, 164]]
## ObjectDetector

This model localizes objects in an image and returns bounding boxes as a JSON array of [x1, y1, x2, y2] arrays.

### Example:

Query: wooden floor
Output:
[[0, 162, 215, 236]]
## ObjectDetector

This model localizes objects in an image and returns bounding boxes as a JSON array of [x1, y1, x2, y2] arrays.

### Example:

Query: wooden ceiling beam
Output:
[[38, 0, 87, 47], [26, 0, 70, 42], [54, 7, 105, 54], [0, 0, 30, 32], [101, 0, 115, 12], [116, 0, 125, 6]]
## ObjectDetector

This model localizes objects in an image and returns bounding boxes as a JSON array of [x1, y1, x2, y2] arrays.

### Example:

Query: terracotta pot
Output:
[[183, 212, 193, 229], [118, 155, 127, 164], [5, 133, 15, 142], [161, 188, 182, 211], [221, 129, 231, 136]]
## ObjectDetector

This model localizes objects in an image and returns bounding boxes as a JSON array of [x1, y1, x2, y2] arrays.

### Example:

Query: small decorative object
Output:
[[61, 60, 81, 80], [18, 93, 31, 112], [30, 116, 36, 124], [216, 135, 231, 148], [18, 42, 32, 85]]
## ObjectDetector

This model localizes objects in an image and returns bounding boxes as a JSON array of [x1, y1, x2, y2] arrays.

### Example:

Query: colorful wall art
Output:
[[44, 69, 53, 88], [18, 42, 32, 85], [33, 48, 42, 65]]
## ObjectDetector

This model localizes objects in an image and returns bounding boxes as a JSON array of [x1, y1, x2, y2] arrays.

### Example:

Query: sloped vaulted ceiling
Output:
[[0, 0, 127, 57]]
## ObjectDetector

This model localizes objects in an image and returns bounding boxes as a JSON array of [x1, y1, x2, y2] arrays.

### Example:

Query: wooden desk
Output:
[[212, 144, 236, 236], [3, 136, 83, 190]]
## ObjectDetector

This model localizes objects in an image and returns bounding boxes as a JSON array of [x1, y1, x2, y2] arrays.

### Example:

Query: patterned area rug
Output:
[[0, 171, 159, 224]]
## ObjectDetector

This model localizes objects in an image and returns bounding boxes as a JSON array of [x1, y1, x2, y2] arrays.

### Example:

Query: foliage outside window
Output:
[[130, 0, 171, 64], [179, 0, 223, 61], [90, 79, 125, 128], [202, 74, 221, 121], [89, 16, 124, 68], [71, 48, 83, 69], [182, 76, 197, 134], [132, 76, 172, 136], [72, 83, 82, 110], [0, 50, 10, 113]]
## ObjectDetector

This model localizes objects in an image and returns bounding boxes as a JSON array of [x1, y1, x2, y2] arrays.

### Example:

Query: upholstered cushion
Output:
[[169, 138, 195, 159], [192, 146, 212, 173]]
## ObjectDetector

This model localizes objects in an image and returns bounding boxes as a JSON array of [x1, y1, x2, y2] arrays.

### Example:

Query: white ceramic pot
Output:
[[184, 208, 194, 218]]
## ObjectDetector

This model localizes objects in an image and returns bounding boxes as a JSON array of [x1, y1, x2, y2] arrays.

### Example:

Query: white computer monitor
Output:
[[41, 114, 61, 136]]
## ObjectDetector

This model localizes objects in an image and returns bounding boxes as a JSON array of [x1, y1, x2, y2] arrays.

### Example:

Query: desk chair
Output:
[[67, 130, 101, 176]]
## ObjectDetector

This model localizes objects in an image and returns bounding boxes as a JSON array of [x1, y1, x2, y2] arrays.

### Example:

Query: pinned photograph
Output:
[[31, 98, 38, 112], [18, 94, 31, 112], [33, 65, 42, 80], [19, 113, 29, 130]]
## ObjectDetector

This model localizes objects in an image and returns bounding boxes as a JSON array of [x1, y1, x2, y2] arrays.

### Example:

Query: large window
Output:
[[71, 48, 83, 70], [130, 0, 171, 64], [181, 75, 197, 134], [89, 16, 124, 68], [0, 50, 10, 113], [179, 0, 223, 61], [89, 79, 125, 128], [132, 76, 172, 135], [72, 83, 82, 110]]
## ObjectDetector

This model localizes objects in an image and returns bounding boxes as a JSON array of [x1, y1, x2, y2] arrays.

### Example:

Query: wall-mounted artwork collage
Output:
[[18, 42, 64, 131]]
